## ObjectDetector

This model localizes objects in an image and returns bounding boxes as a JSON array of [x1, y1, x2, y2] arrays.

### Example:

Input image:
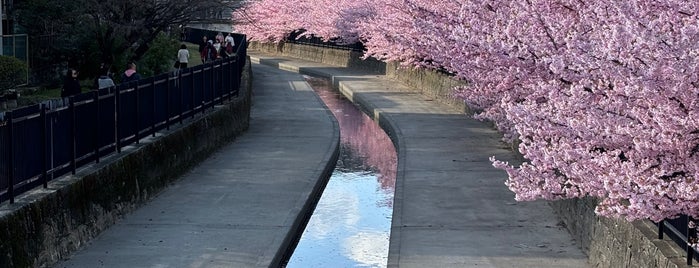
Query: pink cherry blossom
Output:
[[233, 0, 699, 222]]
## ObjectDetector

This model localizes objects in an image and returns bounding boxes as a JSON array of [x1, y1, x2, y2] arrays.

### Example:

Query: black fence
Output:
[[285, 30, 365, 52], [0, 31, 247, 204], [658, 215, 698, 265]]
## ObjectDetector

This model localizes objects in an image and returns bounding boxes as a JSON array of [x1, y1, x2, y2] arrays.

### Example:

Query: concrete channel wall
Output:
[[0, 58, 253, 268], [250, 41, 690, 268]]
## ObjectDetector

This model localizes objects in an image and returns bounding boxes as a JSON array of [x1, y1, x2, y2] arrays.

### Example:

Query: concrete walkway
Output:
[[249, 52, 589, 268], [54, 63, 340, 268], [54, 52, 589, 268]]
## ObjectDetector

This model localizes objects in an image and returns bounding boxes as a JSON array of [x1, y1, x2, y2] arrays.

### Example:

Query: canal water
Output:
[[285, 76, 397, 268]]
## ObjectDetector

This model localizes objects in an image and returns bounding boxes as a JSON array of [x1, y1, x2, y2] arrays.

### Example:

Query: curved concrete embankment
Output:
[[249, 41, 690, 268], [0, 59, 253, 267], [249, 50, 588, 267]]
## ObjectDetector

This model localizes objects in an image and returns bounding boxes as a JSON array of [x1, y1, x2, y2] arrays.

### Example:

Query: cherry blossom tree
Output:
[[233, 0, 699, 222], [233, 0, 372, 44], [233, 0, 307, 42], [488, 1, 699, 222]]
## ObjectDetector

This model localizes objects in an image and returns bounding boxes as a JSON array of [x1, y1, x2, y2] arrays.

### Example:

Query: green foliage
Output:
[[136, 33, 180, 78], [0, 56, 28, 92], [15, 0, 226, 87], [16, 0, 84, 68]]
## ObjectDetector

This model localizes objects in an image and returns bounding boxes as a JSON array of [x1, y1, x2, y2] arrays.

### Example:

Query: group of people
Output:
[[62, 32, 237, 98], [199, 32, 236, 63], [61, 62, 141, 98]]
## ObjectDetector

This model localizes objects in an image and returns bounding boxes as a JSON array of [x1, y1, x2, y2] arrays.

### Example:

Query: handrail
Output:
[[284, 32, 365, 52], [0, 31, 247, 204], [658, 215, 698, 265]]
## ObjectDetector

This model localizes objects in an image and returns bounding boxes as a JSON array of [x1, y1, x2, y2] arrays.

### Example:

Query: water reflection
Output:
[[308, 77, 397, 199], [285, 77, 397, 267]]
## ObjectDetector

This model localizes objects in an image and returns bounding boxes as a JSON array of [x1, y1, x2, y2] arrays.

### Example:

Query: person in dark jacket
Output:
[[61, 68, 81, 98], [199, 36, 208, 62], [121, 62, 141, 84]]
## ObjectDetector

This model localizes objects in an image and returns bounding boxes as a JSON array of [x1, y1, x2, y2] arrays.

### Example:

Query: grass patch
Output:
[[180, 41, 204, 67]]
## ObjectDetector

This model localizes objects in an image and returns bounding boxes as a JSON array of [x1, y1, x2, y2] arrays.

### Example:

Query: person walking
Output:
[[213, 39, 222, 59], [225, 33, 235, 49], [121, 62, 142, 84], [199, 36, 208, 63], [223, 40, 234, 58], [177, 44, 190, 69], [203, 40, 217, 62], [61, 68, 81, 98]]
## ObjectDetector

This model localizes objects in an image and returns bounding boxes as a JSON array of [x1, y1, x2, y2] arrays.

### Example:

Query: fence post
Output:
[[202, 67, 207, 112], [70, 97, 76, 175], [214, 59, 221, 104], [116, 87, 121, 153], [226, 58, 238, 101], [688, 217, 696, 265], [166, 75, 171, 130], [7, 111, 14, 204], [203, 65, 208, 112], [152, 80, 156, 137], [234, 58, 239, 99], [40, 104, 48, 187], [180, 71, 185, 124], [135, 84, 140, 144], [658, 220, 664, 239], [211, 63, 217, 108], [191, 70, 196, 119], [94, 91, 100, 163]]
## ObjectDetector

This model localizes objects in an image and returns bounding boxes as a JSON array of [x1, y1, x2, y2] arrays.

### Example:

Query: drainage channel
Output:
[[285, 76, 397, 268]]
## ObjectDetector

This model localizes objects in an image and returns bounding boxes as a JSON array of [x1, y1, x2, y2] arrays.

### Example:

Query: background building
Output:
[[188, 0, 240, 33]]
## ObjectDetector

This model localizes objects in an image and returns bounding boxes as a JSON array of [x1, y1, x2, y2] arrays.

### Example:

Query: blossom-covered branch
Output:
[[233, 0, 699, 222]]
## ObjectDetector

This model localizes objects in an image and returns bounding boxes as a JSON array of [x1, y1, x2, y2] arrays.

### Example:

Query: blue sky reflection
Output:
[[286, 76, 397, 268]]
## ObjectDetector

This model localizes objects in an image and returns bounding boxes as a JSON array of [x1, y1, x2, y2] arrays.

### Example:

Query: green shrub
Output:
[[0, 55, 28, 92], [139, 33, 179, 78]]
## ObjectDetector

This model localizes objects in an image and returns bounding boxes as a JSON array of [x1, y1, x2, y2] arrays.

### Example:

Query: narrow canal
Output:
[[285, 76, 397, 268]]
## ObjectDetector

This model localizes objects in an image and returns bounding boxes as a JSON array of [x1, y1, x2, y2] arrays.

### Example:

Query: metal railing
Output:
[[658, 215, 698, 265], [0, 33, 247, 204], [285, 31, 365, 52]]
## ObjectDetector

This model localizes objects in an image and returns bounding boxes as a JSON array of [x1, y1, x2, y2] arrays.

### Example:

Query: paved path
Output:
[[249, 52, 589, 268], [54, 63, 340, 268], [54, 51, 589, 268]]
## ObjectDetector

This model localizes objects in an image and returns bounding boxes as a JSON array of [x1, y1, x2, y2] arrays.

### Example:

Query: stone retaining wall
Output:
[[550, 198, 686, 268], [385, 62, 469, 115], [251, 41, 691, 268], [248, 41, 386, 75], [0, 58, 253, 268]]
